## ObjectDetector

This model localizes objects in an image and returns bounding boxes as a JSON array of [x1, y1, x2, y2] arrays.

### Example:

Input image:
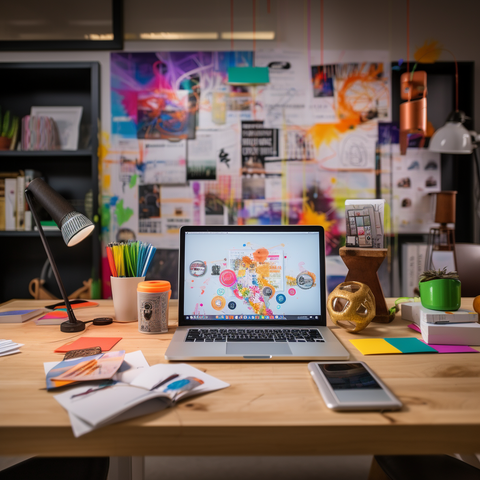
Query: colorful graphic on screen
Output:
[[183, 232, 322, 321]]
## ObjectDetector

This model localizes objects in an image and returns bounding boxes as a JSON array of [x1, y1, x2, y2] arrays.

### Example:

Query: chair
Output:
[[369, 455, 480, 480], [455, 243, 480, 297], [0, 457, 109, 480]]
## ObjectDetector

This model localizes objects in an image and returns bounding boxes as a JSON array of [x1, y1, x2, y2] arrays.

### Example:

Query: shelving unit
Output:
[[0, 62, 100, 302]]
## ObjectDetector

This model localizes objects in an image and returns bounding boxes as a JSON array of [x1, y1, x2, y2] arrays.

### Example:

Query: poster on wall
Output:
[[111, 51, 254, 137], [390, 145, 441, 233], [241, 121, 278, 174]]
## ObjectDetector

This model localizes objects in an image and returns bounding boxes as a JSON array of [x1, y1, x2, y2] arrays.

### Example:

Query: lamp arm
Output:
[[25, 190, 78, 325]]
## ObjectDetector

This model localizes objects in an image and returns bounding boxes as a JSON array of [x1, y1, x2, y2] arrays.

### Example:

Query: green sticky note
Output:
[[385, 337, 438, 354]]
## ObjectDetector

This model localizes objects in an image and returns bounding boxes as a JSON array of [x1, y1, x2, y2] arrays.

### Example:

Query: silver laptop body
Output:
[[165, 225, 349, 361]]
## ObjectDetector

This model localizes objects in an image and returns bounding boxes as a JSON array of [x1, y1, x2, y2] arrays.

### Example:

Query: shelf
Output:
[[0, 150, 92, 157], [0, 230, 61, 237]]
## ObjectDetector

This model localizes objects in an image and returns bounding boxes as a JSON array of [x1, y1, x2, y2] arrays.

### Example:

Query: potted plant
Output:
[[418, 267, 461, 311], [0, 107, 19, 150]]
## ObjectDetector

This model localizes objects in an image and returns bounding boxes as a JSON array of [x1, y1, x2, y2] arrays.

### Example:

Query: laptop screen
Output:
[[179, 226, 327, 326]]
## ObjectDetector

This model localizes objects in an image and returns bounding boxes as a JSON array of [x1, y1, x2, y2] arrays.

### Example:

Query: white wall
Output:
[[2, 0, 478, 135]]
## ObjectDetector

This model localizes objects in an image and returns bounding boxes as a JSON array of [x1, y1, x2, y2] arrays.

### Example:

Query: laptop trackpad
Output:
[[226, 343, 292, 356]]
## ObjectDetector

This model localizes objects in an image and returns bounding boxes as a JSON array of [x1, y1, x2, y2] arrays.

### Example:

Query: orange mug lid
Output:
[[137, 280, 171, 293]]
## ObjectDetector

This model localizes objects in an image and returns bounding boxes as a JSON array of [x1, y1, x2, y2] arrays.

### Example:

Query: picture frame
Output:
[[30, 106, 83, 151]]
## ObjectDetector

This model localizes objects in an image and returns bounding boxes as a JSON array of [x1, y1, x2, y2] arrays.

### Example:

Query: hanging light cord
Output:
[[230, 0, 234, 50], [320, 0, 324, 66]]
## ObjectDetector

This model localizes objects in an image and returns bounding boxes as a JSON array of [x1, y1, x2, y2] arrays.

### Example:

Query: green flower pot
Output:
[[419, 278, 461, 311]]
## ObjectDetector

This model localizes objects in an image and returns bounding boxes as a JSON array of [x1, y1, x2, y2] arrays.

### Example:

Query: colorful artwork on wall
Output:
[[103, 50, 405, 298]]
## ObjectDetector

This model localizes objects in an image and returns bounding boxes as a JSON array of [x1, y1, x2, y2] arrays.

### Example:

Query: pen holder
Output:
[[137, 280, 171, 334], [111, 276, 146, 323]]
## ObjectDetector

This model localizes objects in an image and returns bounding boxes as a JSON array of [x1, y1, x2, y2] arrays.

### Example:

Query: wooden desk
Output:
[[0, 298, 479, 457]]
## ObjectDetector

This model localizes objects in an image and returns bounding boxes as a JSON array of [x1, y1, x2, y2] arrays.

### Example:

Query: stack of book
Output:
[[0, 169, 42, 231], [21, 115, 59, 151], [402, 302, 480, 345]]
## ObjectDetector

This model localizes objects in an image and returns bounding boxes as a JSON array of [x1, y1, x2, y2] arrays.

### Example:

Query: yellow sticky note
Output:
[[350, 338, 402, 355]]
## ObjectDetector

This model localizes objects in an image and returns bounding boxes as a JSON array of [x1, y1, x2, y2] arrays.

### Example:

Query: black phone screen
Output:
[[318, 363, 382, 390]]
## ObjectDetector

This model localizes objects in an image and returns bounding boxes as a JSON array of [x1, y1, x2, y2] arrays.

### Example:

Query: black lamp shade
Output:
[[26, 178, 94, 246]]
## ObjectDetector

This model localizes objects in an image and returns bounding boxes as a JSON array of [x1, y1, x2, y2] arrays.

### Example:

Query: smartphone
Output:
[[308, 361, 402, 411]]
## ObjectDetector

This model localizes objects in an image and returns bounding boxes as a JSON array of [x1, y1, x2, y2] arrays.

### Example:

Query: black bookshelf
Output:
[[0, 62, 101, 302]]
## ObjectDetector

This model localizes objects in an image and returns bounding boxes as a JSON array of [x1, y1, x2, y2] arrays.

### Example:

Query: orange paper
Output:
[[54, 337, 122, 353]]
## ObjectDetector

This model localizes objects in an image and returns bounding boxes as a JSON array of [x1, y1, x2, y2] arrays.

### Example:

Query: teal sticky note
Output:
[[384, 337, 438, 354]]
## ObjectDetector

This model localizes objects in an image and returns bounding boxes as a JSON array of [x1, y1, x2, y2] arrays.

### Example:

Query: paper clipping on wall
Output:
[[390, 145, 441, 233], [142, 139, 187, 184]]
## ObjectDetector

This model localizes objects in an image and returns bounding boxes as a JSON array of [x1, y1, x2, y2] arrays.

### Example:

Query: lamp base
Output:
[[60, 320, 86, 333]]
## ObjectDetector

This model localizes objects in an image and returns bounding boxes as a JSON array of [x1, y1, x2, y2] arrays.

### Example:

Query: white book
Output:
[[24, 211, 32, 231], [402, 302, 480, 345], [402, 302, 478, 324], [16, 175, 25, 230], [4, 178, 17, 231]]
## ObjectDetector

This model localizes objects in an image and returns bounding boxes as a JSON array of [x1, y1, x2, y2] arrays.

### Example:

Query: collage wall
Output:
[[101, 49, 441, 297]]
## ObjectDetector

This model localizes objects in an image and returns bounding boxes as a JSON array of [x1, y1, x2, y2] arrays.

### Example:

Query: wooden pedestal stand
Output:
[[339, 246, 394, 323]]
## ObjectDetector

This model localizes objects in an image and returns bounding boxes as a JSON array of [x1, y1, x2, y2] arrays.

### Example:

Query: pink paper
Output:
[[419, 341, 478, 354], [408, 323, 421, 333]]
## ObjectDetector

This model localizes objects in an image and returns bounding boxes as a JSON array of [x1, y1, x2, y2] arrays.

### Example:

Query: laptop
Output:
[[165, 225, 349, 361]]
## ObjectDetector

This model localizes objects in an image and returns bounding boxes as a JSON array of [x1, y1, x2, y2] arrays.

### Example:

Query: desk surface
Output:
[[0, 298, 479, 456]]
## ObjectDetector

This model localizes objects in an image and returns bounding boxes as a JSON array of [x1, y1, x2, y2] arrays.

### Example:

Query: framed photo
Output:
[[30, 106, 83, 151]]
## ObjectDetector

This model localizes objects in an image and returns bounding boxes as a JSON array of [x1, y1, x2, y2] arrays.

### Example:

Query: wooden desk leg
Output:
[[340, 248, 394, 324]]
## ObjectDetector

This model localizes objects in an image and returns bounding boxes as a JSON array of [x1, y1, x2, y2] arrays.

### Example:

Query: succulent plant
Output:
[[0, 106, 19, 139], [419, 267, 459, 283]]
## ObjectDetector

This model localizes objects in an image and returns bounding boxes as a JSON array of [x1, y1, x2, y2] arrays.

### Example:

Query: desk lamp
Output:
[[25, 178, 95, 333]]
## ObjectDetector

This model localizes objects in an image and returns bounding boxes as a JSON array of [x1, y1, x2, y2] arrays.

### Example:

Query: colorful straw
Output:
[[106, 242, 157, 278]]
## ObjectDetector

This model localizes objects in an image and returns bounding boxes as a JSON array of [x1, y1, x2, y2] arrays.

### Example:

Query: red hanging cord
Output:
[[267, 0, 271, 14], [407, 0, 410, 74], [231, 0, 234, 50], [320, 0, 324, 65], [253, 0, 256, 54], [307, 0, 311, 72]]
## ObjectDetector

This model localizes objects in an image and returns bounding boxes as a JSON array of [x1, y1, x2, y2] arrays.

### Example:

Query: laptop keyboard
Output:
[[185, 328, 324, 343]]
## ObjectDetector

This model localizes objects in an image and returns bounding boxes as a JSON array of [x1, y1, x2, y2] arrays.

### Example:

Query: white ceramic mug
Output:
[[111, 276, 146, 322]]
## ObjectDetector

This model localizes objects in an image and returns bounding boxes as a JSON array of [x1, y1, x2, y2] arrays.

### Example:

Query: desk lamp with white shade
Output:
[[25, 178, 111, 333]]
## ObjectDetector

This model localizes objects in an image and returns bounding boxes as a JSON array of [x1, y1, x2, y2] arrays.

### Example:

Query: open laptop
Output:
[[165, 225, 349, 361]]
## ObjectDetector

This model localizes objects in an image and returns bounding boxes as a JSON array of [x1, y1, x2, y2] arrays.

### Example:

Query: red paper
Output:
[[54, 337, 122, 353]]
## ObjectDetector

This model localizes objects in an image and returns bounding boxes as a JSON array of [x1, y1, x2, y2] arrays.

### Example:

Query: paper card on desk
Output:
[[54, 337, 122, 353], [0, 340, 24, 355], [35, 311, 68, 325], [384, 337, 437, 354], [46, 353, 105, 390], [408, 323, 421, 333], [51, 350, 125, 382], [350, 338, 402, 355], [419, 341, 479, 354], [46, 300, 99, 310], [44, 350, 149, 380], [54, 363, 229, 437]]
